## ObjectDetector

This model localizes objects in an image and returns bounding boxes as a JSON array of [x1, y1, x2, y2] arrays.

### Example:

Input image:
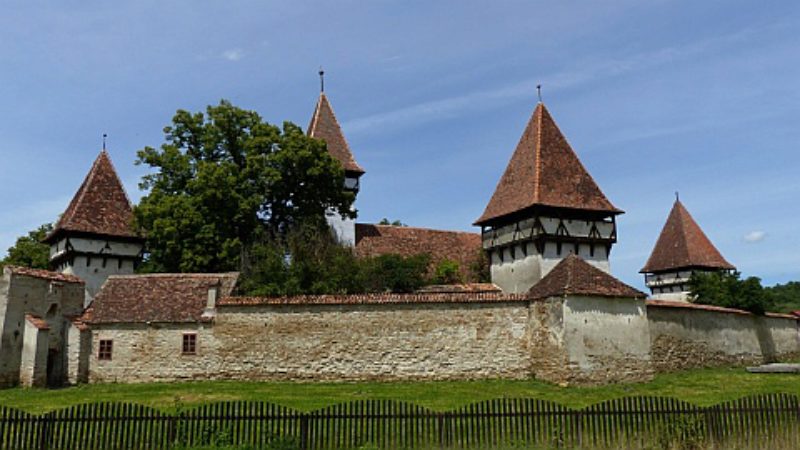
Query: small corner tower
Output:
[[43, 150, 144, 304], [474, 102, 623, 294], [640, 198, 735, 301], [307, 74, 365, 246]]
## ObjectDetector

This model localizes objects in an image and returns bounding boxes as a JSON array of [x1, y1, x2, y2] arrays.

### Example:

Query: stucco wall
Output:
[[0, 271, 84, 387], [19, 321, 48, 387], [561, 296, 652, 384], [648, 305, 800, 372]]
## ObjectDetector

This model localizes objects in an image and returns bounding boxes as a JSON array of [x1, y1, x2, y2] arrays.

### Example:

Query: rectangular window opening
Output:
[[98, 339, 113, 360], [182, 333, 197, 355]]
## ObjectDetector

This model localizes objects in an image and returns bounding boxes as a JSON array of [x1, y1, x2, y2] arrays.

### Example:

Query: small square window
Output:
[[182, 333, 197, 355], [98, 339, 113, 360]]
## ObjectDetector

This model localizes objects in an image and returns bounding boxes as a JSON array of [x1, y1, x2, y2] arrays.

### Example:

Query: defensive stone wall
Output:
[[647, 301, 800, 372]]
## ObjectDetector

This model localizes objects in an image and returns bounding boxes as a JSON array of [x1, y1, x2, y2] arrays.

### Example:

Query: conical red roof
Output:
[[475, 103, 621, 226], [308, 93, 364, 175], [640, 200, 734, 273], [46, 150, 137, 242], [528, 254, 645, 300]]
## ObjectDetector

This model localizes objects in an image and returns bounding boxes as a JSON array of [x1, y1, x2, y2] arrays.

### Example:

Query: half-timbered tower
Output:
[[308, 91, 365, 246], [640, 198, 735, 301], [474, 102, 622, 294], [43, 150, 144, 304]]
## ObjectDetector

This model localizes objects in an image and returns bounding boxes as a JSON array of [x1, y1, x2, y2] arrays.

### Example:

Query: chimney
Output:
[[202, 280, 221, 319]]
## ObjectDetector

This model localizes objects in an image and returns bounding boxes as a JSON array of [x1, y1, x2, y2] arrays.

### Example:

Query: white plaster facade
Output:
[[50, 236, 142, 305]]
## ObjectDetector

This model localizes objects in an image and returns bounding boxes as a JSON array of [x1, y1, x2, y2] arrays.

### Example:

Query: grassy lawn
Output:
[[0, 367, 798, 415]]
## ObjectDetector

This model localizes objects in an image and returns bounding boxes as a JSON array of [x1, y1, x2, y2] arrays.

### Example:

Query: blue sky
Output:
[[1, 1, 799, 290]]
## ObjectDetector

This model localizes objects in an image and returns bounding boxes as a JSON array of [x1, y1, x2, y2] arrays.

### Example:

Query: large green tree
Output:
[[1, 223, 52, 270], [134, 100, 355, 273], [689, 271, 774, 315]]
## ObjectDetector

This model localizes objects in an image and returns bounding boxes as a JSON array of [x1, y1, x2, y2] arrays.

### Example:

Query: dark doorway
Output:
[[46, 349, 62, 387]]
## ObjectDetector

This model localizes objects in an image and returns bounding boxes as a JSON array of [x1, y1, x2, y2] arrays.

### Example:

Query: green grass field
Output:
[[0, 367, 798, 415]]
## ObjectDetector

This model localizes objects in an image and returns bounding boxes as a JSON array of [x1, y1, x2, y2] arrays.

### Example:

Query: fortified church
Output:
[[1, 87, 798, 388]]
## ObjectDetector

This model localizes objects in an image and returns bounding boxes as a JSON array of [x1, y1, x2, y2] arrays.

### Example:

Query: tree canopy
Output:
[[0, 223, 52, 270], [134, 100, 355, 273], [689, 271, 774, 315]]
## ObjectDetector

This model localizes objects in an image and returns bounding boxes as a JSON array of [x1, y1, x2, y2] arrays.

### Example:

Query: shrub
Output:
[[689, 271, 773, 315]]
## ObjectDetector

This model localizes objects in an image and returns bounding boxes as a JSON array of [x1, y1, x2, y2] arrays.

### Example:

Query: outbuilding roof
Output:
[[355, 223, 483, 281], [640, 199, 734, 273], [475, 103, 621, 226], [4, 266, 84, 284], [308, 93, 364, 175], [219, 291, 527, 307], [45, 150, 139, 243], [87, 273, 239, 324], [528, 254, 645, 300]]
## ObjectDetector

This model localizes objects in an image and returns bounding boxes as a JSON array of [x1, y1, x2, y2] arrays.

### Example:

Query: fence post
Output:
[[438, 413, 445, 449], [299, 414, 309, 450], [37, 412, 52, 450]]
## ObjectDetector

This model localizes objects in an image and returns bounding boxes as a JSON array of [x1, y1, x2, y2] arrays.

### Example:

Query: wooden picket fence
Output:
[[0, 393, 798, 449]]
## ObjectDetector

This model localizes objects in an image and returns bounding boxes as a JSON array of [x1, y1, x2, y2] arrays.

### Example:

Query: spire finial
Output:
[[675, 191, 680, 202], [319, 66, 325, 93], [537, 84, 542, 103], [102, 133, 107, 151]]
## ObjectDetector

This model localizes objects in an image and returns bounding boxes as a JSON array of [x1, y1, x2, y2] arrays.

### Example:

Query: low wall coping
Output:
[[646, 299, 797, 320]]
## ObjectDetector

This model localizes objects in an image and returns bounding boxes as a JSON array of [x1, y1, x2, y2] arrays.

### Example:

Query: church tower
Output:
[[474, 102, 622, 294], [640, 198, 735, 301], [307, 81, 365, 246], [43, 150, 144, 304]]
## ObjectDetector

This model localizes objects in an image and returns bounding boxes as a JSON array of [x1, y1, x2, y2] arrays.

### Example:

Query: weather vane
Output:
[[103, 133, 107, 151], [319, 67, 325, 93], [537, 84, 542, 103]]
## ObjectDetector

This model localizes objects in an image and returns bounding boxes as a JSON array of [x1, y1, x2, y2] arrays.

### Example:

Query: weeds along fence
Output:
[[0, 394, 798, 449]]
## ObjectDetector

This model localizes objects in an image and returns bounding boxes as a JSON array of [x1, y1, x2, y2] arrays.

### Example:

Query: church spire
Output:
[[641, 198, 734, 274], [475, 102, 621, 226], [307, 89, 365, 175]]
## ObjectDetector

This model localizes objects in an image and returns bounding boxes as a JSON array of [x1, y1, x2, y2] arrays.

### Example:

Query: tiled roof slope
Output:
[[46, 150, 138, 242], [640, 200, 734, 273], [355, 224, 483, 282], [25, 314, 50, 330], [308, 93, 364, 174], [475, 103, 621, 225], [88, 273, 239, 324], [4, 266, 84, 284], [528, 254, 645, 300]]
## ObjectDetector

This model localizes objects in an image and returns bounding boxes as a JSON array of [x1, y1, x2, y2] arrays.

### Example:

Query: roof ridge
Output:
[[363, 223, 479, 235]]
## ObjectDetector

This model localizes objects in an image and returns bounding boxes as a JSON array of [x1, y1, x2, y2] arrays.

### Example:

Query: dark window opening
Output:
[[98, 339, 113, 360], [182, 333, 197, 355]]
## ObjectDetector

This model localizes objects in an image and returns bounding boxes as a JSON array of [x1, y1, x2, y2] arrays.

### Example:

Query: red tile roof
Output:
[[46, 150, 139, 242], [647, 299, 797, 319], [25, 314, 50, 330], [355, 223, 483, 282], [219, 291, 528, 307], [528, 254, 646, 300], [640, 200, 734, 273], [308, 93, 364, 175], [4, 266, 85, 284], [475, 103, 621, 226], [88, 273, 239, 324]]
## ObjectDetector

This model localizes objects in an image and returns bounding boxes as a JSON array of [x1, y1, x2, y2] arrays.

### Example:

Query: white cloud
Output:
[[743, 231, 766, 243], [222, 48, 244, 61]]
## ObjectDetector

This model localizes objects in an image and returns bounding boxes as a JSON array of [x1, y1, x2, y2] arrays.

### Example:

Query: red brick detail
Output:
[[640, 200, 734, 273], [475, 103, 621, 226], [25, 314, 50, 330]]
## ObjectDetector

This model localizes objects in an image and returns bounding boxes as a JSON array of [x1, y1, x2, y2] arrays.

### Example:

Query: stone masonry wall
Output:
[[212, 302, 531, 381], [648, 305, 800, 373], [89, 323, 217, 383]]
